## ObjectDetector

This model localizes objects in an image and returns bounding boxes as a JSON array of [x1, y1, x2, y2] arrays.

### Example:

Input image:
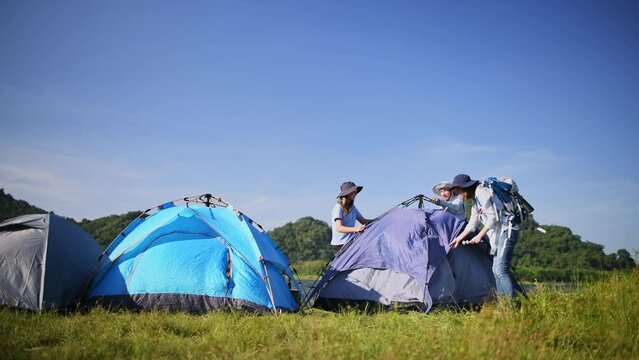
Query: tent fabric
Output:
[[317, 268, 425, 306], [86, 204, 301, 313], [309, 207, 495, 312], [0, 214, 101, 311], [429, 243, 495, 305]]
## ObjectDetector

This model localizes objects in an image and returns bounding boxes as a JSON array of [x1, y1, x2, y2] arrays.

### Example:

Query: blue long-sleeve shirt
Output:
[[437, 194, 465, 217]]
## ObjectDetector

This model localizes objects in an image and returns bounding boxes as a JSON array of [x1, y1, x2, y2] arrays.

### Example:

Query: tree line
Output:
[[0, 189, 141, 247], [268, 214, 636, 281], [1, 188, 635, 281]]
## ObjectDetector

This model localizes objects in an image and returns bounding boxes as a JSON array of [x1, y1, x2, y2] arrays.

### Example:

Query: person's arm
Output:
[[356, 213, 371, 225], [468, 226, 490, 244], [450, 228, 471, 249], [335, 219, 365, 233], [450, 199, 480, 249], [465, 188, 498, 245], [438, 196, 465, 215]]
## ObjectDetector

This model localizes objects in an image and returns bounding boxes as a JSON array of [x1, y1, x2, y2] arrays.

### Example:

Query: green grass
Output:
[[291, 260, 329, 280], [1, 270, 637, 359]]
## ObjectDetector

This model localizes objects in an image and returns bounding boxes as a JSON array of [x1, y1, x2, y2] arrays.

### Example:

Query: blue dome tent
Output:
[[85, 194, 302, 313]]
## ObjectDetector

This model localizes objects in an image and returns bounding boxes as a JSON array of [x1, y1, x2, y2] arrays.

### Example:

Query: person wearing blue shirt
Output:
[[330, 181, 371, 250], [427, 180, 466, 218]]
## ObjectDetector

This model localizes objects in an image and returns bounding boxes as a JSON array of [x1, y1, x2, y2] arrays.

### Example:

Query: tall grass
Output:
[[1, 270, 637, 359], [291, 260, 329, 280]]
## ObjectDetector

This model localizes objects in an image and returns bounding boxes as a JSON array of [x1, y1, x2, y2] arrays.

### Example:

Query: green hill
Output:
[[516, 225, 635, 270], [0, 189, 140, 248], [0, 189, 635, 281], [77, 212, 142, 248], [267, 216, 333, 262], [0, 188, 48, 221]]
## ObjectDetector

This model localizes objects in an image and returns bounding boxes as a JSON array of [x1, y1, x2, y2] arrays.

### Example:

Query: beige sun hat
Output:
[[432, 180, 453, 196]]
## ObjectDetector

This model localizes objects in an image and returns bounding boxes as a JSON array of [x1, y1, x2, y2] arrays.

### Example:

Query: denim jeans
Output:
[[492, 229, 519, 297]]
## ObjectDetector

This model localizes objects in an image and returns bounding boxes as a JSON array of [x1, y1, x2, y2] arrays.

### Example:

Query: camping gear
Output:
[[306, 195, 495, 312], [484, 177, 534, 224], [85, 194, 302, 313], [0, 213, 101, 311]]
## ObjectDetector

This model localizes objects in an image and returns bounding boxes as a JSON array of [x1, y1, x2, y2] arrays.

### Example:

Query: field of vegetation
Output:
[[2, 270, 637, 359], [1, 190, 638, 358]]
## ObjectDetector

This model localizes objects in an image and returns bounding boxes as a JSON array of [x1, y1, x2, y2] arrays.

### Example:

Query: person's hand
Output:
[[355, 225, 365, 232], [426, 197, 440, 205], [469, 234, 483, 244], [450, 237, 462, 249]]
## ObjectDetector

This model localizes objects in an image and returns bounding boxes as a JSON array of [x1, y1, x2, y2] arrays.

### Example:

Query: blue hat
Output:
[[452, 174, 479, 189], [338, 181, 363, 198]]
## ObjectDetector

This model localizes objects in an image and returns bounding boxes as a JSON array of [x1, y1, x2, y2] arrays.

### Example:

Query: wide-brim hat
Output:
[[432, 181, 453, 196], [338, 181, 363, 198], [452, 174, 479, 189]]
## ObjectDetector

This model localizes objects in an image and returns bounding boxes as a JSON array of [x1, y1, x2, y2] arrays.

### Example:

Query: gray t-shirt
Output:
[[330, 203, 361, 246]]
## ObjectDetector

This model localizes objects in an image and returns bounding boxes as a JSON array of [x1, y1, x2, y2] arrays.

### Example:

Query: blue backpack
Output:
[[484, 177, 534, 224]]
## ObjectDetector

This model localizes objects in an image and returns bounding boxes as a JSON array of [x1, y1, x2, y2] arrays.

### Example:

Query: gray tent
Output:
[[0, 213, 101, 311]]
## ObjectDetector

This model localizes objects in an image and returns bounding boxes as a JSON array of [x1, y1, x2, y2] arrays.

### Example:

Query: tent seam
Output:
[[193, 208, 276, 308], [38, 214, 50, 311]]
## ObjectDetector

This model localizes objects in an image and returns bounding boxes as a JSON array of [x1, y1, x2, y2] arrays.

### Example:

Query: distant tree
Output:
[[268, 217, 332, 262], [515, 225, 636, 270], [0, 188, 48, 222], [615, 249, 636, 269], [78, 211, 142, 248], [520, 214, 539, 229]]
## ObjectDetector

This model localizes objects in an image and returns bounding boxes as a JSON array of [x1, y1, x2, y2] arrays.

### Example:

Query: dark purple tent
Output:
[[308, 205, 495, 312]]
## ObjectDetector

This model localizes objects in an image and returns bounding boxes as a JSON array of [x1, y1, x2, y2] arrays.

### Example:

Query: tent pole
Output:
[[261, 258, 278, 314]]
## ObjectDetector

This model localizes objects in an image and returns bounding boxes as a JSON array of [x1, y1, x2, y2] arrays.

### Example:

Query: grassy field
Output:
[[1, 270, 637, 360]]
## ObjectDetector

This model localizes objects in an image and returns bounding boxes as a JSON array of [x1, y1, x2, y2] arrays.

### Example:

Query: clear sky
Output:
[[1, 1, 637, 253]]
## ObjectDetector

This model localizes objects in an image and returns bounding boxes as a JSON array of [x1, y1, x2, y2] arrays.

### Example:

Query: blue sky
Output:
[[1, 1, 637, 253]]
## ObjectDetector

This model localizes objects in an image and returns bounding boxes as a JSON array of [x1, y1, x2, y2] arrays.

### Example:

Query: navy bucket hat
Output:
[[338, 181, 363, 198], [452, 174, 479, 189]]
